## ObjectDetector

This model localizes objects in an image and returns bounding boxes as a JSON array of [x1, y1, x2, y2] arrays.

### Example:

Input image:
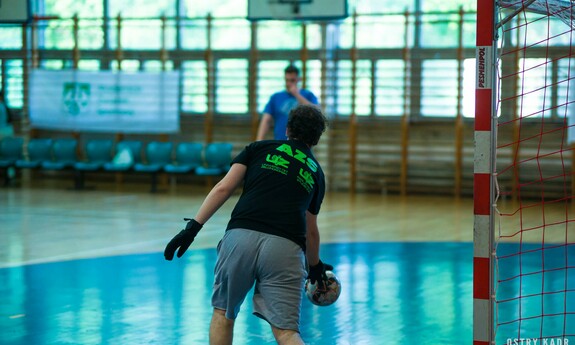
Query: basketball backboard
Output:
[[0, 0, 31, 24], [248, 0, 348, 21]]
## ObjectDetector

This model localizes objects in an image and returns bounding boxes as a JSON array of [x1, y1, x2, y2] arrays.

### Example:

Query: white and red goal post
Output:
[[475, 0, 575, 344], [474, 0, 496, 344]]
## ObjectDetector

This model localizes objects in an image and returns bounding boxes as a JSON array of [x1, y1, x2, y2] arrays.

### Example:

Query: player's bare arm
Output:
[[305, 211, 320, 266], [194, 163, 247, 224], [256, 113, 274, 140]]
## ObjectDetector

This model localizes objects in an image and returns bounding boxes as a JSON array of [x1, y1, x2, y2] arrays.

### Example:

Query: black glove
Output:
[[308, 260, 334, 286], [164, 218, 203, 260]]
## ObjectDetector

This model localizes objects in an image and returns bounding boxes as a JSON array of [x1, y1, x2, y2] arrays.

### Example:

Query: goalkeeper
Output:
[[164, 104, 332, 345]]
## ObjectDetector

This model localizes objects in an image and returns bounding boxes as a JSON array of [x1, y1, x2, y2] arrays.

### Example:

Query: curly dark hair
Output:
[[287, 104, 328, 147]]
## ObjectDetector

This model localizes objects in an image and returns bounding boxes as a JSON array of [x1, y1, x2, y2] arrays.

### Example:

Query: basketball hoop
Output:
[[247, 0, 348, 21], [0, 0, 32, 24], [278, 0, 312, 15]]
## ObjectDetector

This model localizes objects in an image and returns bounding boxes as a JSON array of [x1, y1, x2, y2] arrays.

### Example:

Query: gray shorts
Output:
[[211, 228, 306, 331]]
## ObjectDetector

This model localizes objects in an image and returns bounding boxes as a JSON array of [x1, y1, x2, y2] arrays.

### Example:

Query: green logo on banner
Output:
[[63, 82, 90, 115]]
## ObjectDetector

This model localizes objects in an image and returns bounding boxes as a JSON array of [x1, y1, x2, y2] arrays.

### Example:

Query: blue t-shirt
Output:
[[263, 90, 318, 140]]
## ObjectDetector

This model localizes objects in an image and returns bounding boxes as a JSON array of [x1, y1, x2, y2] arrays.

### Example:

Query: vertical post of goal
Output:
[[474, 0, 497, 344]]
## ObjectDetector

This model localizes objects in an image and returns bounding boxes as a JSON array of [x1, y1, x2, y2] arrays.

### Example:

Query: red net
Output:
[[495, 1, 575, 343]]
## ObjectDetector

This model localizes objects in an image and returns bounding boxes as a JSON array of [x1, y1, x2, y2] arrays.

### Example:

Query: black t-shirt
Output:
[[226, 139, 325, 250]]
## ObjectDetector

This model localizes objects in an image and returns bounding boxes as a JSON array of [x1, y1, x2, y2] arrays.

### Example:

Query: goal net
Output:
[[475, 0, 575, 344]]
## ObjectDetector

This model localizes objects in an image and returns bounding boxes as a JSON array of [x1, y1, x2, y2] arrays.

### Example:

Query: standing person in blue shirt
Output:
[[256, 64, 319, 141]]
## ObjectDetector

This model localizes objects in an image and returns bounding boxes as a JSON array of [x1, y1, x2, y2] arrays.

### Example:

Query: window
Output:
[[304, 60, 323, 104], [0, 27, 22, 49], [517, 58, 553, 119], [41, 19, 75, 49], [335, 60, 353, 116], [421, 60, 458, 117], [182, 0, 246, 18], [181, 18, 208, 50], [355, 15, 409, 49], [421, 0, 476, 12], [510, 12, 573, 48], [216, 59, 248, 114], [78, 19, 105, 49], [108, 0, 176, 17], [355, 60, 372, 116], [143, 60, 174, 71], [257, 61, 289, 113], [463, 59, 476, 118], [182, 61, 207, 113], [556, 59, 575, 120], [43, 0, 103, 17], [107, 0, 176, 50], [111, 60, 140, 71], [257, 21, 303, 49], [39, 18, 103, 50], [421, 13, 465, 48], [5, 60, 23, 108], [305, 24, 323, 50], [335, 60, 371, 116], [42, 0, 104, 49], [349, 0, 415, 13], [78, 60, 101, 71], [212, 19, 250, 50], [109, 19, 165, 50], [40, 60, 64, 70], [375, 60, 405, 117]]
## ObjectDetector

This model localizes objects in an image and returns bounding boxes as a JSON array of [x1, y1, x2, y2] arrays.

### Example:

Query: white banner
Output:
[[29, 70, 180, 133]]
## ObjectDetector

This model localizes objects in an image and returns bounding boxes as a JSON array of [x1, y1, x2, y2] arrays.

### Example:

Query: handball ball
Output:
[[305, 271, 341, 306]]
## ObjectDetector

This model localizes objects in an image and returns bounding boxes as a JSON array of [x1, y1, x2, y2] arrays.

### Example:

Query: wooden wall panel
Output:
[[29, 116, 574, 199]]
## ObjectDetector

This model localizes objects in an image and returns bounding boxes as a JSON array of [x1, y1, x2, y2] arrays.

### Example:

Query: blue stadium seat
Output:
[[134, 141, 173, 173], [0, 137, 24, 185], [103, 140, 143, 172], [15, 139, 53, 169], [74, 139, 114, 189], [164, 142, 203, 174], [134, 141, 173, 192], [134, 141, 174, 193], [41, 138, 78, 170], [195, 142, 233, 176], [75, 139, 114, 171], [0, 137, 24, 168]]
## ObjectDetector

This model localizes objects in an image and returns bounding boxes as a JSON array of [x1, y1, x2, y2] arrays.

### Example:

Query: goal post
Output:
[[475, 0, 575, 344], [474, 0, 497, 344]]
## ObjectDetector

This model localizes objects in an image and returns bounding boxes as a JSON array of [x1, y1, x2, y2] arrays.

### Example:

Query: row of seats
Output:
[[0, 137, 233, 192]]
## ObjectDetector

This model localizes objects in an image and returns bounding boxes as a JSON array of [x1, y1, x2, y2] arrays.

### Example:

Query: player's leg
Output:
[[211, 229, 259, 342], [209, 308, 234, 345], [271, 326, 305, 345], [252, 233, 307, 343]]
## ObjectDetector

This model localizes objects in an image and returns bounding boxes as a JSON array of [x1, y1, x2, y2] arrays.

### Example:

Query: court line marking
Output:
[[0, 238, 171, 269]]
